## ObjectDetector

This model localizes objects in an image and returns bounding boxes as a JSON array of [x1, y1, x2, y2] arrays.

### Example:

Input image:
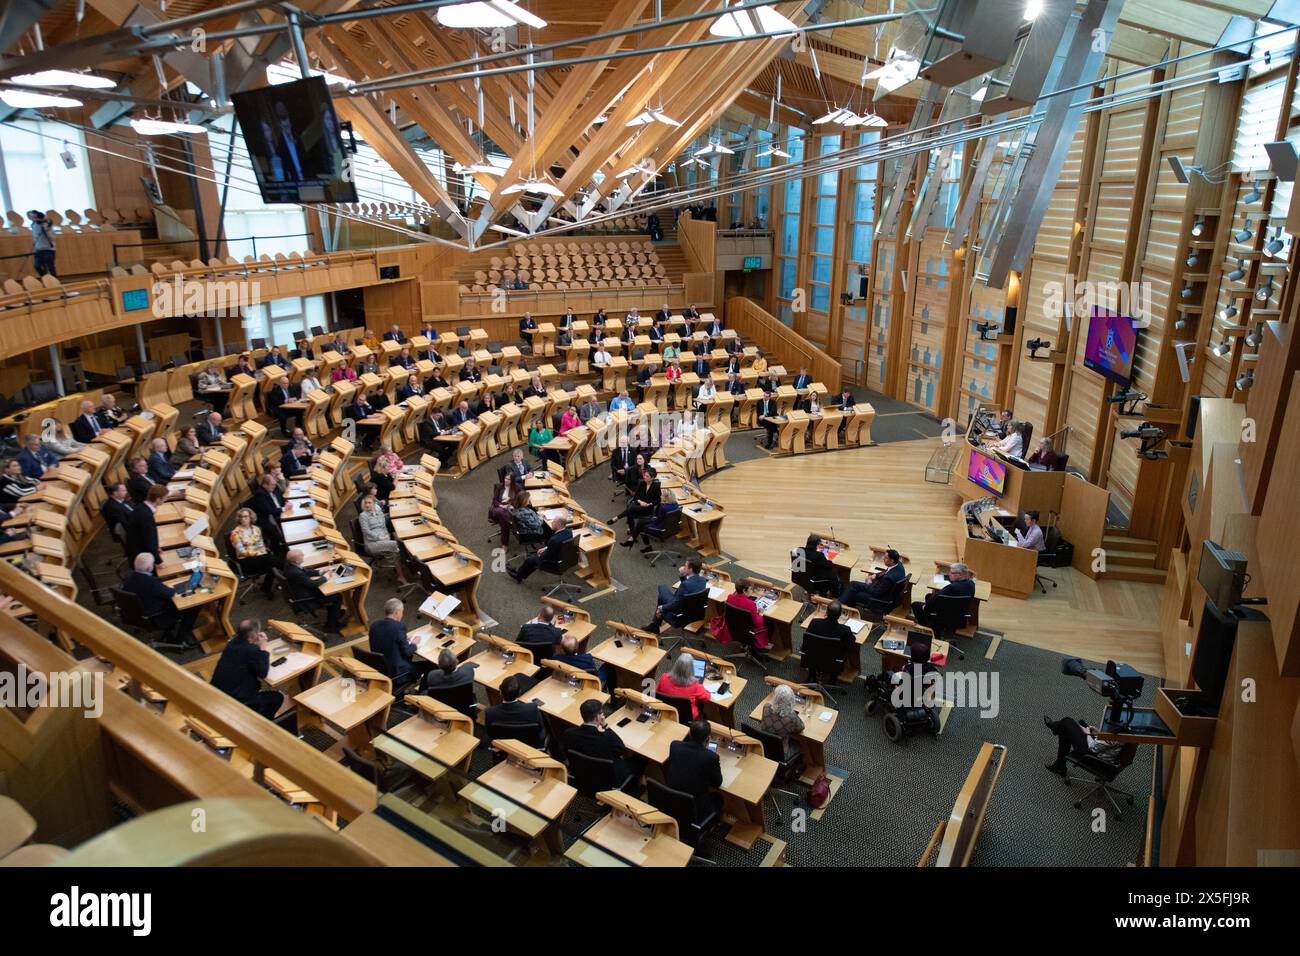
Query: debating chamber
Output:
[[0, 0, 1294, 905]]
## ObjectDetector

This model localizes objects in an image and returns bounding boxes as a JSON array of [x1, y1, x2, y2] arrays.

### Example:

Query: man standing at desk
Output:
[[211, 618, 285, 721], [840, 549, 906, 610], [645, 558, 708, 633], [911, 562, 976, 626], [125, 484, 166, 564], [283, 548, 343, 633], [1014, 510, 1046, 552], [369, 598, 429, 687], [122, 553, 199, 647]]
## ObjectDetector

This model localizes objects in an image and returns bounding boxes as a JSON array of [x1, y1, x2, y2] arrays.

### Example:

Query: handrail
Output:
[[0, 559, 377, 822], [677, 217, 716, 275], [723, 297, 843, 391]]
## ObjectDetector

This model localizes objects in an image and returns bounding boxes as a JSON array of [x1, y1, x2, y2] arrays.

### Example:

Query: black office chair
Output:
[[310, 325, 325, 337], [75, 558, 115, 608], [486, 719, 548, 757], [1053, 452, 1070, 472], [722, 601, 768, 672], [1034, 525, 1073, 593], [351, 646, 417, 699], [645, 778, 720, 861], [1064, 741, 1139, 820], [567, 749, 637, 798], [222, 535, 267, 606], [799, 631, 846, 705], [741, 720, 804, 813], [658, 587, 709, 653], [250, 337, 268, 350], [856, 576, 908, 622], [341, 743, 411, 794], [655, 691, 696, 725], [791, 550, 838, 602], [638, 506, 683, 567], [110, 586, 187, 653], [269, 567, 328, 637], [924, 593, 975, 660], [533, 535, 583, 601]]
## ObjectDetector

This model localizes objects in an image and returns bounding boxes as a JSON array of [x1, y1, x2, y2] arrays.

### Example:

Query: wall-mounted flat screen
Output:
[[742, 255, 762, 270], [1083, 307, 1137, 385], [231, 76, 357, 204], [968, 449, 1007, 497]]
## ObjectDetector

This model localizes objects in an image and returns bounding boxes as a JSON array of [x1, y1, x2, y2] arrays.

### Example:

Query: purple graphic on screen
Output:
[[1084, 307, 1137, 385]]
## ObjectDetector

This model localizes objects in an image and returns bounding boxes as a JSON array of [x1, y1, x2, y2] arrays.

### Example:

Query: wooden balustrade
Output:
[[724, 296, 842, 391]]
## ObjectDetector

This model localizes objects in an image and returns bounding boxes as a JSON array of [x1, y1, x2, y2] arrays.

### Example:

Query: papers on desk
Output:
[[818, 710, 834, 723], [182, 559, 202, 572], [845, 617, 867, 634], [708, 586, 726, 601], [185, 516, 207, 541], [754, 597, 775, 614], [420, 593, 460, 620], [703, 679, 731, 701], [933, 573, 949, 587], [173, 470, 195, 480]]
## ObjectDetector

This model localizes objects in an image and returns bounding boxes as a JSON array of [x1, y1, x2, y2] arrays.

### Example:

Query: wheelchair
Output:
[[863, 670, 940, 744]]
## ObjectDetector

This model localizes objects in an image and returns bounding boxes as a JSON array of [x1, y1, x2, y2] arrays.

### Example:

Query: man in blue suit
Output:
[[17, 435, 57, 479], [646, 557, 709, 633], [146, 438, 176, 484]]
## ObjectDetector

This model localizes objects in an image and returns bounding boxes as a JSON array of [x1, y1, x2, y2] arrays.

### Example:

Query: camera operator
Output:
[[28, 210, 56, 277]]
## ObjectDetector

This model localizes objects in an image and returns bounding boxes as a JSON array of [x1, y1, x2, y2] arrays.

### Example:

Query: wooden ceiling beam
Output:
[[487, 0, 648, 206]]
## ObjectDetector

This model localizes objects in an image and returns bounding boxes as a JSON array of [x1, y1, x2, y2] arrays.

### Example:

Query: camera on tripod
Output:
[[1062, 658, 1144, 727]]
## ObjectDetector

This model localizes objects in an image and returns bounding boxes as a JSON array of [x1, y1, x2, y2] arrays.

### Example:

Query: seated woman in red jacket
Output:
[[714, 590, 770, 650], [1026, 436, 1059, 469], [655, 653, 713, 719]]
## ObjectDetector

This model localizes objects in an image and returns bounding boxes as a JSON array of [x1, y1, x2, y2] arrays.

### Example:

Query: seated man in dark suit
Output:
[[146, 438, 176, 484], [70, 400, 106, 443], [197, 412, 226, 446], [121, 552, 199, 645], [211, 618, 286, 721], [447, 401, 473, 427], [422, 647, 478, 695], [911, 561, 976, 626], [258, 345, 290, 369], [418, 411, 455, 468], [283, 548, 343, 632], [279, 441, 310, 480], [368, 598, 430, 686], [666, 719, 723, 820], [508, 516, 573, 583], [389, 347, 415, 369], [383, 324, 407, 343], [645, 557, 709, 633], [459, 358, 483, 382], [17, 435, 57, 479], [248, 473, 288, 552], [346, 394, 381, 451], [553, 633, 612, 691], [484, 674, 546, 745], [100, 482, 135, 540], [801, 600, 854, 683], [755, 389, 780, 449], [565, 698, 640, 792], [516, 604, 564, 662], [840, 549, 907, 610]]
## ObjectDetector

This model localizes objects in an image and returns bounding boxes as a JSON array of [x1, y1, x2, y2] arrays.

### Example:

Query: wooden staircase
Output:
[[1098, 533, 1165, 584]]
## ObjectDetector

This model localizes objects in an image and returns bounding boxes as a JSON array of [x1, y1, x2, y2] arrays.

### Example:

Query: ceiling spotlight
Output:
[[1173, 317, 1187, 331], [1186, 251, 1199, 267], [0, 89, 82, 108], [1219, 304, 1238, 321], [1235, 370, 1254, 391], [1234, 226, 1253, 243], [437, 1, 547, 29], [1255, 277, 1273, 301], [1244, 325, 1263, 348], [1024, 0, 1045, 20], [1227, 259, 1246, 282], [1210, 338, 1231, 358], [1264, 229, 1286, 256], [1242, 179, 1262, 204], [12, 69, 115, 90], [709, 2, 798, 37], [129, 117, 207, 135], [1179, 283, 1195, 300], [1190, 216, 1204, 237]]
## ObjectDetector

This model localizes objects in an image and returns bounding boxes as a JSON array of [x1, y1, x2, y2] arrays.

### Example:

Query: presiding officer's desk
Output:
[[955, 504, 1039, 598], [948, 438, 1064, 516]]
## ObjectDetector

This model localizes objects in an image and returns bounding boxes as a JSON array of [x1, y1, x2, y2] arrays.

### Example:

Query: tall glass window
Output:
[[774, 128, 805, 326], [0, 120, 95, 216], [807, 133, 841, 314]]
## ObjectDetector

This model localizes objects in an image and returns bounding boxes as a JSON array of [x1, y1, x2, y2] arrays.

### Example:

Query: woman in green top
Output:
[[661, 341, 680, 361], [529, 421, 554, 465]]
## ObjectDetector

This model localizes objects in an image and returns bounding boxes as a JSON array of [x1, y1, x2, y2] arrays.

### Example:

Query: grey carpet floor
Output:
[[74, 386, 1152, 866]]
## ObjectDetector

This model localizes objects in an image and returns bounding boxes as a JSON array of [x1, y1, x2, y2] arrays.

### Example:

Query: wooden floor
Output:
[[704, 436, 1167, 677]]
